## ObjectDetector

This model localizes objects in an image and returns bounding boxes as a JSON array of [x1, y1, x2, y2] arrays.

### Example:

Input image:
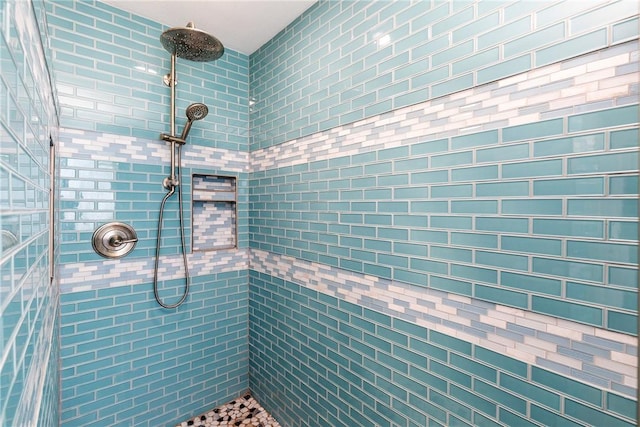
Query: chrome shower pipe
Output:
[[161, 53, 182, 190]]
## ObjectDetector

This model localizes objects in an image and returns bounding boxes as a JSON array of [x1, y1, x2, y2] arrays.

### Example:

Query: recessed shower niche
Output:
[[191, 174, 237, 251]]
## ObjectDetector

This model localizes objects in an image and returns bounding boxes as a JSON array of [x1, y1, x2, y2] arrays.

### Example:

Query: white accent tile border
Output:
[[250, 41, 638, 172], [59, 249, 249, 293], [59, 128, 249, 172], [250, 249, 637, 398]]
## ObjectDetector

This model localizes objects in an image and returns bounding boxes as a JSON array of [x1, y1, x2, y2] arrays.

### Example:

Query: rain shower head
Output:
[[160, 22, 224, 62], [180, 103, 209, 140]]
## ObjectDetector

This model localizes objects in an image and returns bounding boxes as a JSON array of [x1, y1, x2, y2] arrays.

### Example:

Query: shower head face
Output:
[[180, 103, 209, 140], [160, 22, 224, 62], [186, 103, 209, 121]]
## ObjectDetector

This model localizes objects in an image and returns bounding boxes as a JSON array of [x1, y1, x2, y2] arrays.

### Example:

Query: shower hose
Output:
[[153, 144, 190, 309]]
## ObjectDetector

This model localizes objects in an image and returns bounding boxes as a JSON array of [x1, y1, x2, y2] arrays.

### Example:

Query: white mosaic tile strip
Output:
[[193, 202, 237, 250], [176, 393, 280, 427], [250, 41, 638, 172], [59, 128, 248, 172], [250, 249, 638, 398], [58, 249, 248, 293]]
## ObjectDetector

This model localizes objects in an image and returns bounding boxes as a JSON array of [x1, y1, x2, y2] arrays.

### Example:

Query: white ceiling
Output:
[[102, 0, 317, 54]]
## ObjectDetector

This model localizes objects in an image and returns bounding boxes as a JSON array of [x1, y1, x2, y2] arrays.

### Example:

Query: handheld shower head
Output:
[[180, 103, 209, 140]]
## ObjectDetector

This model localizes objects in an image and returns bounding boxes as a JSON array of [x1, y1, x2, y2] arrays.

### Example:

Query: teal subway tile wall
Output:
[[1, 0, 60, 425], [248, 0, 638, 426], [45, 0, 251, 425], [2, 0, 638, 426]]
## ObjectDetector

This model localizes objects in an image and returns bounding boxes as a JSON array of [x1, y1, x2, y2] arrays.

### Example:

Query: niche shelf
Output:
[[192, 174, 237, 251]]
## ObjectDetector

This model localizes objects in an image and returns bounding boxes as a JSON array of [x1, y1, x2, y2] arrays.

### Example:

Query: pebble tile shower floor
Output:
[[176, 393, 281, 427]]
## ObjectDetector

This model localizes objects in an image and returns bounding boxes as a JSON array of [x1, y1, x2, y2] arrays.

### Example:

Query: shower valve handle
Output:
[[109, 236, 139, 247]]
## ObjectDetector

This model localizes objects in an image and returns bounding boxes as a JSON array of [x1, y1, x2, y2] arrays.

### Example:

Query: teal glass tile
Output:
[[478, 16, 531, 49], [476, 143, 529, 163], [476, 217, 529, 233], [474, 347, 527, 378], [394, 268, 428, 287], [395, 187, 430, 199], [411, 230, 448, 244], [378, 253, 408, 268], [568, 152, 638, 175], [503, 118, 563, 143], [476, 181, 529, 197], [476, 251, 528, 271], [607, 393, 636, 421], [431, 275, 473, 296], [410, 258, 449, 276], [613, 16, 640, 43], [393, 88, 430, 109], [502, 236, 562, 256], [502, 159, 562, 179], [568, 199, 637, 218], [533, 257, 603, 282], [431, 184, 472, 198], [394, 57, 429, 80], [411, 138, 448, 155], [533, 133, 604, 157], [431, 246, 472, 263], [410, 201, 448, 213], [411, 65, 449, 88], [451, 130, 499, 150], [501, 271, 561, 296], [533, 177, 604, 195], [431, 215, 473, 230], [395, 157, 428, 172], [432, 151, 474, 168], [566, 282, 636, 311], [502, 199, 562, 215], [363, 263, 392, 279], [451, 200, 498, 214], [451, 232, 497, 249], [570, 1, 639, 36], [451, 165, 498, 182], [379, 174, 409, 186], [473, 380, 526, 415], [608, 311, 637, 335], [379, 227, 408, 240], [501, 374, 560, 411], [610, 128, 638, 150], [394, 242, 428, 257], [451, 264, 498, 284], [533, 218, 603, 238], [565, 398, 635, 427], [536, 28, 607, 67], [378, 146, 409, 161], [450, 384, 496, 417], [568, 104, 639, 133], [567, 240, 637, 264], [394, 215, 428, 227], [453, 12, 500, 43], [608, 266, 638, 288], [432, 6, 474, 36], [411, 170, 448, 184], [364, 214, 392, 226], [431, 73, 474, 98], [531, 295, 603, 327], [449, 353, 496, 383], [504, 23, 564, 58], [430, 330, 472, 356], [530, 405, 583, 427], [452, 48, 500, 76], [609, 176, 638, 195], [364, 162, 393, 175]]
